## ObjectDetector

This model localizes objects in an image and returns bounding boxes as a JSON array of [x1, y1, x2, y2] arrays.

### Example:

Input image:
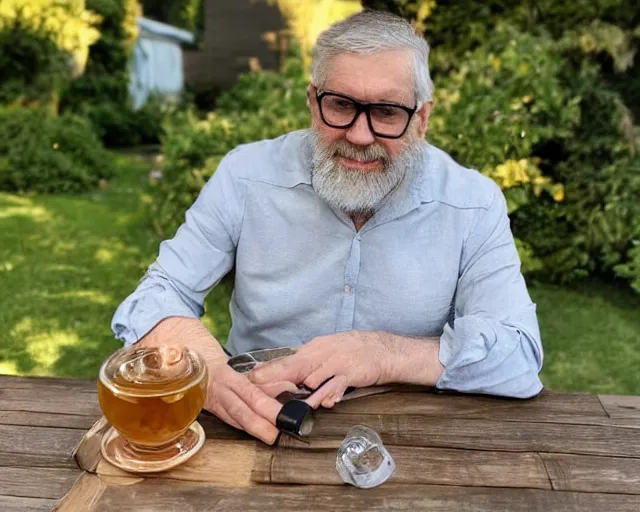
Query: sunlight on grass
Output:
[[95, 247, 115, 263], [0, 361, 18, 374], [32, 290, 113, 305], [0, 202, 52, 222], [10, 317, 81, 374], [0, 154, 158, 378]]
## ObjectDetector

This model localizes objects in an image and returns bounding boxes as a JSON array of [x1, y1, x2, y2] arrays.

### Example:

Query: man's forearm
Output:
[[138, 317, 228, 366], [379, 332, 444, 386]]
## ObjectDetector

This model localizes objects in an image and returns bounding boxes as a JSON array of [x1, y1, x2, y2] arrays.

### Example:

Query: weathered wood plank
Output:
[[0, 375, 96, 392], [0, 411, 98, 429], [300, 414, 640, 458], [0, 425, 85, 463], [96, 440, 258, 487], [0, 467, 80, 499], [599, 395, 640, 419], [0, 452, 78, 469], [253, 445, 552, 490], [0, 495, 58, 512], [53, 473, 107, 512], [0, 388, 100, 417], [541, 453, 640, 494], [89, 480, 640, 512], [329, 391, 609, 421]]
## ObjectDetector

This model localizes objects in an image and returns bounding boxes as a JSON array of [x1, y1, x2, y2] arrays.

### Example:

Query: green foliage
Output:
[[78, 94, 167, 148], [0, 107, 114, 193], [0, 16, 71, 106], [429, 25, 574, 206], [0, 0, 101, 70], [365, 0, 640, 289], [152, 57, 309, 237], [0, 1, 101, 107], [361, 0, 434, 33], [140, 0, 202, 33], [510, 60, 640, 283], [616, 245, 640, 294], [61, 0, 152, 148]]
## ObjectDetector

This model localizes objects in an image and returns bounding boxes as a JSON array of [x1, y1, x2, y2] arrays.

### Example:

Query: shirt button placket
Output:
[[336, 235, 362, 332]]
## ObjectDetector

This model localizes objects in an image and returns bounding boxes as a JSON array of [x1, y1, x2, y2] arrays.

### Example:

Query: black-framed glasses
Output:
[[316, 91, 417, 139]]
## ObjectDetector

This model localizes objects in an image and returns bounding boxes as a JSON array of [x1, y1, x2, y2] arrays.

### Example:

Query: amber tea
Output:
[[98, 345, 207, 472], [98, 371, 206, 447]]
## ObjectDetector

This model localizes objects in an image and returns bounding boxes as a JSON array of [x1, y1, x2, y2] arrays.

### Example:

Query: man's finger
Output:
[[257, 380, 300, 398], [249, 354, 317, 385], [218, 386, 279, 444], [205, 400, 243, 430], [303, 365, 336, 391], [305, 375, 349, 409], [229, 373, 284, 425]]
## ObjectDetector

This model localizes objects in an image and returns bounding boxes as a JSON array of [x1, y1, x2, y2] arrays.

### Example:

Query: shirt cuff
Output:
[[111, 286, 200, 347], [435, 314, 542, 398]]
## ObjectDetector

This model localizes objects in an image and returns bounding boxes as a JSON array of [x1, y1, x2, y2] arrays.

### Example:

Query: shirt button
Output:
[[344, 285, 351, 294], [356, 235, 361, 241]]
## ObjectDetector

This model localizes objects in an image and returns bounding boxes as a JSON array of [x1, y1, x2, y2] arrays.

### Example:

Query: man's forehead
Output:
[[321, 50, 414, 104]]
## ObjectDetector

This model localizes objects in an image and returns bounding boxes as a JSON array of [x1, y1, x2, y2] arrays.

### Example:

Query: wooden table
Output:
[[1, 375, 639, 511]]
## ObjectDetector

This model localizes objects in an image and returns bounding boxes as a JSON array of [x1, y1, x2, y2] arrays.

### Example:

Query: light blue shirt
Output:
[[112, 129, 543, 398]]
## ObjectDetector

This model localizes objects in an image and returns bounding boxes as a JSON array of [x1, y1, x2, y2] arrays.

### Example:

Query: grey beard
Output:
[[310, 134, 423, 216]]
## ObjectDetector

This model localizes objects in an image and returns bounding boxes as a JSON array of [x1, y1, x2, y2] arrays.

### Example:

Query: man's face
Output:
[[309, 50, 432, 215]]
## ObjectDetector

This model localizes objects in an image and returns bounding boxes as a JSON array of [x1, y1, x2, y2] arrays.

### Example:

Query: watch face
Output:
[[299, 414, 314, 436]]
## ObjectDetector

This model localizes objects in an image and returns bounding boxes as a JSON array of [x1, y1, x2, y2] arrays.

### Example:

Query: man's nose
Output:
[[345, 111, 376, 146]]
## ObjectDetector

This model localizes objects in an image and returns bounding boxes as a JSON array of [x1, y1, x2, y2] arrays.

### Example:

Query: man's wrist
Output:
[[139, 316, 227, 365], [377, 331, 444, 386]]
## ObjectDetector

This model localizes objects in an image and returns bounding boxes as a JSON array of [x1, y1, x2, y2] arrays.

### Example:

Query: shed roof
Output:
[[137, 17, 194, 44]]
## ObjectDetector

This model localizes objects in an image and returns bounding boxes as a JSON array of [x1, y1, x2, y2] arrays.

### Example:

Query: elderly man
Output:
[[112, 10, 543, 444]]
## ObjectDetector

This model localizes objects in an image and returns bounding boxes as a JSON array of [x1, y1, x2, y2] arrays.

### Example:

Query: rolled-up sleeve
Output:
[[111, 152, 245, 346], [436, 183, 544, 398]]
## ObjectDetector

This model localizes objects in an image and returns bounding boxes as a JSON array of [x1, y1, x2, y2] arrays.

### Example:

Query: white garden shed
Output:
[[129, 17, 194, 110]]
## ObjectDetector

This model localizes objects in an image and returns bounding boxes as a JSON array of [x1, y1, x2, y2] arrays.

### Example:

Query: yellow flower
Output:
[[553, 186, 565, 202], [488, 54, 502, 72]]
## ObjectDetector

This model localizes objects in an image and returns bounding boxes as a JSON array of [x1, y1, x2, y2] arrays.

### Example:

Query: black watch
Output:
[[276, 399, 314, 437]]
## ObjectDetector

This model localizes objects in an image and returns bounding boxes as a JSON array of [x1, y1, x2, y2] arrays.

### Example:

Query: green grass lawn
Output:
[[0, 154, 638, 394], [532, 280, 640, 395], [0, 154, 232, 379]]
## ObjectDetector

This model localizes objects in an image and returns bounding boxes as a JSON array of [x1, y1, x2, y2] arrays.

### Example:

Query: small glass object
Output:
[[336, 425, 396, 488], [97, 345, 208, 473]]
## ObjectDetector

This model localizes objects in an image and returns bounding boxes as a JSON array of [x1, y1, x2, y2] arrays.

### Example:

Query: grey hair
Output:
[[310, 10, 434, 106]]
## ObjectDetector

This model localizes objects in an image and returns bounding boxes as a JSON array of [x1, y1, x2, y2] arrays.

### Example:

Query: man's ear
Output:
[[417, 101, 434, 138], [306, 85, 312, 110]]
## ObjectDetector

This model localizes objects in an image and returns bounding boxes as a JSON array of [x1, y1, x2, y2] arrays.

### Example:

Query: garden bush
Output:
[[366, 0, 640, 288], [61, 0, 163, 148], [0, 1, 100, 106], [151, 57, 309, 237], [0, 107, 114, 194], [0, 17, 70, 106]]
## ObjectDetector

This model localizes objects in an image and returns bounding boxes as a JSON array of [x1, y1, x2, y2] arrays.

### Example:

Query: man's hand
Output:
[[204, 357, 296, 445], [248, 331, 393, 409], [137, 316, 296, 445]]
